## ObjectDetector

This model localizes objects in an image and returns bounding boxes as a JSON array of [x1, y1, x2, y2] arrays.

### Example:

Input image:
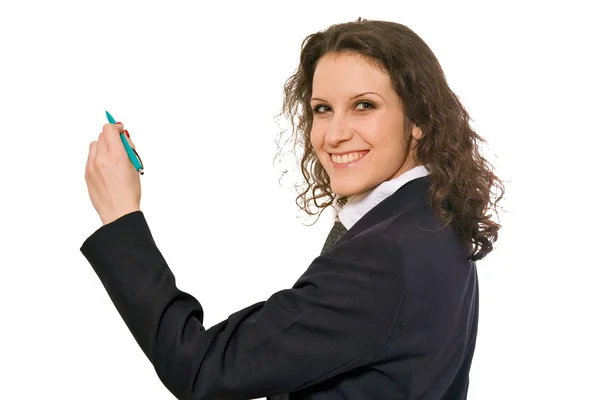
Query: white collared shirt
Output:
[[334, 165, 431, 230]]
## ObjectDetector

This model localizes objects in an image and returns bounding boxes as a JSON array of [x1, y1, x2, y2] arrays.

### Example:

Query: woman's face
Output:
[[310, 51, 421, 198]]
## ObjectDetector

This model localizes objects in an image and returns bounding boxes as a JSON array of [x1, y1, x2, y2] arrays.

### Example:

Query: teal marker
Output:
[[105, 111, 144, 174]]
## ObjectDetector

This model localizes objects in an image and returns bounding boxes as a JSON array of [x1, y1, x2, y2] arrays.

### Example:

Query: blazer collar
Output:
[[336, 176, 431, 244]]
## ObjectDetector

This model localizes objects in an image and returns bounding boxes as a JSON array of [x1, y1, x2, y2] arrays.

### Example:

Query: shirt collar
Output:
[[334, 165, 431, 230]]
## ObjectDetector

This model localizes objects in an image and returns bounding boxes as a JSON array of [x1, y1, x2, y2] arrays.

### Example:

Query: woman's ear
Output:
[[412, 125, 423, 140]]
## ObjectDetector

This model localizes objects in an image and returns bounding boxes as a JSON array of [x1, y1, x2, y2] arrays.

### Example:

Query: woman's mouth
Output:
[[330, 151, 369, 168]]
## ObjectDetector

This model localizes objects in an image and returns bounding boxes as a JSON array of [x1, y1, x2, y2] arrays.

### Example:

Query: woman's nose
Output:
[[325, 115, 353, 145]]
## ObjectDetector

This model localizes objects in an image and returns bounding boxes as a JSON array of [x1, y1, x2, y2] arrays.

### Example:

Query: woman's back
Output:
[[271, 176, 478, 399]]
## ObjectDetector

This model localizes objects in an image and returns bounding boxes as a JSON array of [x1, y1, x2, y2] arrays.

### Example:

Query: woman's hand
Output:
[[85, 123, 141, 226]]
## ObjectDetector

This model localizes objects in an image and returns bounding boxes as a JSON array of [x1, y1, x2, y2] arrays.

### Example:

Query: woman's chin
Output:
[[331, 182, 363, 198]]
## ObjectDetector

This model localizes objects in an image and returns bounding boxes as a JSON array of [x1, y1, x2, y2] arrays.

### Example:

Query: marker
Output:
[[105, 111, 144, 175]]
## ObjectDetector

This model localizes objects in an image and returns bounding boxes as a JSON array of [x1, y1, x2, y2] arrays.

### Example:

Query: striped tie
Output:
[[321, 221, 348, 254]]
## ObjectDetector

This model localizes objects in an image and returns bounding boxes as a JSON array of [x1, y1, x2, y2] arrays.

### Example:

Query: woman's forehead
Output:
[[312, 53, 393, 99]]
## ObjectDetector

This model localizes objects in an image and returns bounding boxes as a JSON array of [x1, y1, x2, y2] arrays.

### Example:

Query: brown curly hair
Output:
[[275, 18, 505, 262]]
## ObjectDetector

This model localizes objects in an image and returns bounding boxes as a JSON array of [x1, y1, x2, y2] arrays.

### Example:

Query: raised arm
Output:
[[80, 211, 406, 399]]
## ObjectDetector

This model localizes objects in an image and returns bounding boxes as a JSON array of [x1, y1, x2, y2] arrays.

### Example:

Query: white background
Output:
[[1, 1, 598, 399]]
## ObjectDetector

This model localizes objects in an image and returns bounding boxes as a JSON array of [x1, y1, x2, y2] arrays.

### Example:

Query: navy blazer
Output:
[[80, 176, 478, 399]]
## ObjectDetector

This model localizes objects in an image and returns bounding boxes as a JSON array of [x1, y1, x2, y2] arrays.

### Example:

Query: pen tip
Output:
[[105, 111, 116, 124]]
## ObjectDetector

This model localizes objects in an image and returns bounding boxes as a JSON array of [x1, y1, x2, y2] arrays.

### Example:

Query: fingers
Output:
[[86, 141, 98, 175], [102, 123, 124, 152], [97, 131, 108, 153], [95, 123, 134, 162], [103, 122, 124, 131]]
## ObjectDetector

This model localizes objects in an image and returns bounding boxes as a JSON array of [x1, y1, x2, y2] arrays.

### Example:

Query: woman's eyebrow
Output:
[[310, 92, 383, 102]]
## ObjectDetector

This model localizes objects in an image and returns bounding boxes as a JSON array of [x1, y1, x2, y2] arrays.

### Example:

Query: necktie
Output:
[[321, 221, 349, 254]]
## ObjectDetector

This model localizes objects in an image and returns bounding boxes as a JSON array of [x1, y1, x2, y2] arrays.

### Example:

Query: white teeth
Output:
[[331, 152, 366, 164]]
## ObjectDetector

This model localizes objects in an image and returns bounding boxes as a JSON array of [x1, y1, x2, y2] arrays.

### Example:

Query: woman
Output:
[[82, 18, 504, 399]]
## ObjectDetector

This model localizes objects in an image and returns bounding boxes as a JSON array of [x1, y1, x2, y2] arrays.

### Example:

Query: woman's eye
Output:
[[356, 101, 374, 110], [313, 105, 331, 113], [313, 102, 373, 113]]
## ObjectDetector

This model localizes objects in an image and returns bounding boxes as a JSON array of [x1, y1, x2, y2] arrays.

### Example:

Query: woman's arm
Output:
[[80, 211, 407, 399]]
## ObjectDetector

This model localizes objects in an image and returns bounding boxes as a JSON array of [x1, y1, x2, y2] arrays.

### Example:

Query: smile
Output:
[[330, 151, 369, 168]]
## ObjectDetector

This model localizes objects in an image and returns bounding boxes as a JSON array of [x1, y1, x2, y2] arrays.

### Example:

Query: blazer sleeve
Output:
[[80, 211, 407, 399]]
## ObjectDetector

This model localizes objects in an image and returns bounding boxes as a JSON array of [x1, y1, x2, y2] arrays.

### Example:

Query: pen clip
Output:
[[132, 147, 144, 175]]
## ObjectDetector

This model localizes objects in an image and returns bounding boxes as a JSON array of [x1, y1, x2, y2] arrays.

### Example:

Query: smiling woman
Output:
[[281, 18, 504, 263], [308, 53, 422, 198], [80, 17, 504, 400]]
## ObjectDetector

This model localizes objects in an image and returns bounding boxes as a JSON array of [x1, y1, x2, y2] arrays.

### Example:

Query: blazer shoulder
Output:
[[388, 202, 457, 237], [362, 204, 468, 263]]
